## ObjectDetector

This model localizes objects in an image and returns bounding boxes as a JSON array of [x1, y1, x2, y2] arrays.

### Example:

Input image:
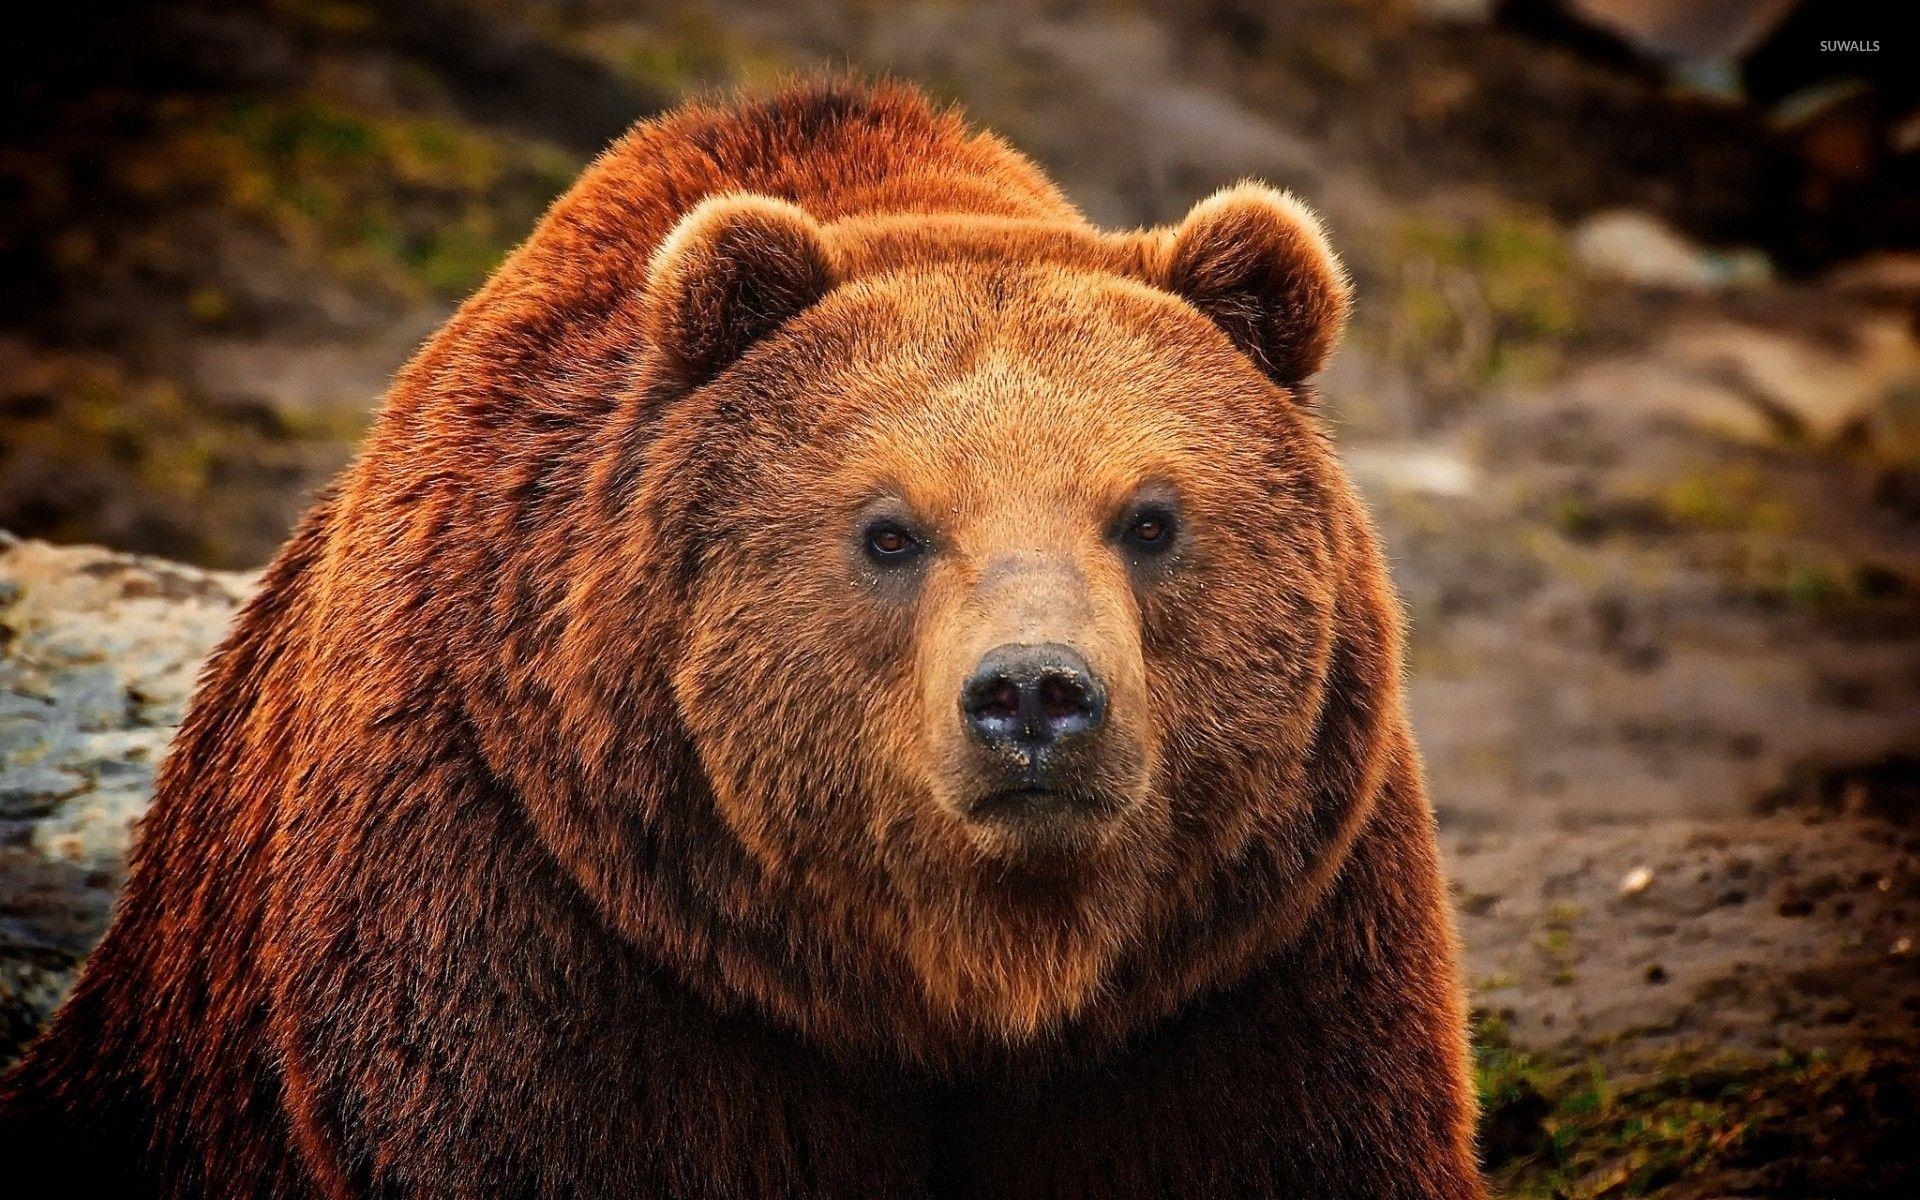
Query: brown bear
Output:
[[0, 79, 1485, 1198]]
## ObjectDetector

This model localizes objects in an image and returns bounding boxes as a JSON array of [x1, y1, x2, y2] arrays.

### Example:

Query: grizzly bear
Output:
[[0, 80, 1485, 1198]]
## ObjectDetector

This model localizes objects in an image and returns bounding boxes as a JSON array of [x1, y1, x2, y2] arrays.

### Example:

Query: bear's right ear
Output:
[[1152, 183, 1351, 386], [642, 194, 838, 387]]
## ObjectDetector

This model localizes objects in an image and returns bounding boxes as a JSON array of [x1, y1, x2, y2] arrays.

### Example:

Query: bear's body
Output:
[[1, 81, 1485, 1198]]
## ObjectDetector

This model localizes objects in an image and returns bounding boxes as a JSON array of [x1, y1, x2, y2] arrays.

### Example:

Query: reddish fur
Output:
[[1, 79, 1484, 1198]]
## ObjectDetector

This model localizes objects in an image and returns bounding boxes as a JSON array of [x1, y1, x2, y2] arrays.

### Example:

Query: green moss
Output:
[[0, 352, 364, 565], [1658, 465, 1795, 534], [1475, 1020, 1918, 1199], [1722, 545, 1913, 616], [616, 9, 741, 90], [1408, 217, 1580, 333], [186, 287, 231, 326], [412, 211, 513, 295], [568, 6, 791, 96], [1781, 559, 1850, 611], [1551, 494, 1604, 540], [133, 91, 580, 300], [1368, 211, 1587, 396], [1535, 902, 1580, 986]]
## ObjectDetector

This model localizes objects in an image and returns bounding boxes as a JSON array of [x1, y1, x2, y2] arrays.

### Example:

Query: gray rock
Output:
[[1571, 210, 1771, 293], [1558, 310, 1920, 445], [0, 534, 251, 1062], [1564, 0, 1797, 63]]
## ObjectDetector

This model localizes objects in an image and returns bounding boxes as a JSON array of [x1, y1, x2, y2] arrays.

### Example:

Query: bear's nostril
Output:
[[976, 681, 1021, 721], [1038, 676, 1084, 721], [961, 643, 1107, 752]]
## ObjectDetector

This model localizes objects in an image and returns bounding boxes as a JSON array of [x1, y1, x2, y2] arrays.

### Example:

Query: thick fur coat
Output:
[[1, 80, 1485, 1199]]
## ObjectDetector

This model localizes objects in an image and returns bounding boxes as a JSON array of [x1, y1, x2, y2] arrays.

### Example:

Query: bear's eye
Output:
[[863, 522, 922, 564], [1119, 506, 1178, 554]]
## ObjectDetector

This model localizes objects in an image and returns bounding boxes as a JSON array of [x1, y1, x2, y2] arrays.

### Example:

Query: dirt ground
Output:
[[3, 2, 1918, 1195]]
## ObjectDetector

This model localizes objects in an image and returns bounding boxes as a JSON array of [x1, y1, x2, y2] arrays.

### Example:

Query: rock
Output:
[[1564, 0, 1797, 63], [1341, 442, 1480, 499], [1414, 0, 1498, 23], [1826, 252, 1920, 298], [0, 534, 250, 1060], [1571, 210, 1772, 293], [1662, 313, 1920, 444], [1560, 310, 1920, 445]]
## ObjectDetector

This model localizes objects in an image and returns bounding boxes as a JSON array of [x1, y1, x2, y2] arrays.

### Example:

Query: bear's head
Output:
[[515, 184, 1397, 1059]]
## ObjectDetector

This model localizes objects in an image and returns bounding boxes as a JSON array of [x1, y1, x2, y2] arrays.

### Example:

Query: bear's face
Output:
[[609, 189, 1357, 1038]]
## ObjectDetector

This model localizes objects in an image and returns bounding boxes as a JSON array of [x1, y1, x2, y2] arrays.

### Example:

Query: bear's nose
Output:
[[961, 643, 1106, 753]]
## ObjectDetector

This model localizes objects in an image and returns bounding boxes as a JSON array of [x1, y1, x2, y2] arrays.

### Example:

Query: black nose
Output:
[[962, 643, 1107, 752]]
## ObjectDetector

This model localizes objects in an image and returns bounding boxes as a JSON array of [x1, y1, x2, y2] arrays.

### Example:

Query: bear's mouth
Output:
[[969, 786, 1067, 820], [959, 786, 1132, 867], [967, 785, 1125, 823]]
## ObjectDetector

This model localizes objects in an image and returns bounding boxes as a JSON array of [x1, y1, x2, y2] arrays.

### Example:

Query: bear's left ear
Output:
[[1153, 183, 1351, 386], [643, 193, 838, 387]]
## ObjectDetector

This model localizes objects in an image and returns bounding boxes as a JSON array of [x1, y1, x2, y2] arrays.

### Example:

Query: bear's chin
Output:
[[961, 808, 1127, 875], [879, 825, 1161, 1041], [895, 899, 1140, 1041]]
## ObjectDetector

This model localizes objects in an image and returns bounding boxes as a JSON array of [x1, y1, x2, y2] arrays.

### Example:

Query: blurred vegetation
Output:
[[1657, 465, 1796, 535], [0, 348, 364, 564], [1370, 211, 1587, 399], [149, 92, 578, 300], [1475, 1016, 1919, 1199], [563, 5, 792, 95]]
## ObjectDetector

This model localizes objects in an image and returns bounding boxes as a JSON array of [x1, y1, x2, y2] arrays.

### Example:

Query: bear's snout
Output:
[[957, 642, 1124, 822], [962, 642, 1106, 753], [924, 546, 1151, 840]]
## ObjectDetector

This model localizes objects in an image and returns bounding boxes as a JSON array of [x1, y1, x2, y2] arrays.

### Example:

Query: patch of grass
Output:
[[0, 350, 359, 566], [563, 6, 791, 96], [1474, 1020, 1920, 1199], [1658, 464, 1795, 534], [1550, 494, 1605, 540], [413, 213, 513, 296], [186, 286, 232, 326], [1743, 549, 1914, 617], [129, 91, 579, 299], [1534, 901, 1580, 986], [1369, 212, 1587, 397], [1781, 559, 1852, 611]]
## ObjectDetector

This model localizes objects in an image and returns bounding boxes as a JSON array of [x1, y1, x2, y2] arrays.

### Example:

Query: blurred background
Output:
[[2, 1, 1917, 1195]]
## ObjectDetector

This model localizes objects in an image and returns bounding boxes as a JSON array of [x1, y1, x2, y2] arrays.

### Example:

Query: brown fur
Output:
[[1, 79, 1484, 1198]]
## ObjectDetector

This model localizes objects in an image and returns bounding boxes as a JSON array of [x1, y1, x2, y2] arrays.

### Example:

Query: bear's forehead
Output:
[[816, 213, 1229, 374], [791, 264, 1256, 405], [704, 219, 1300, 511], [756, 309, 1279, 522], [825, 213, 1152, 280], [762, 301, 1195, 468]]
